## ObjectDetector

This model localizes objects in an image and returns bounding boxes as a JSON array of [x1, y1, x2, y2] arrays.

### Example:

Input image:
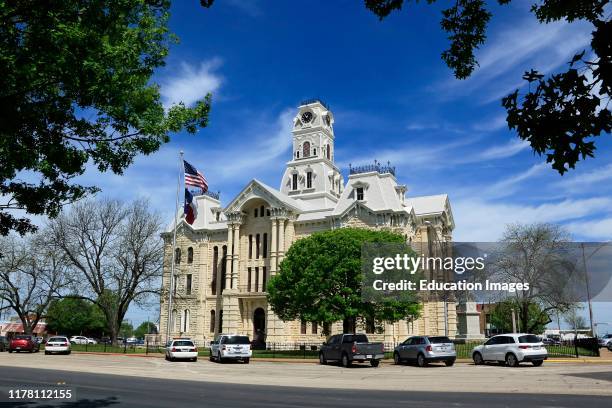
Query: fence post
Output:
[[574, 339, 579, 358], [104, 342, 106, 353], [124, 341, 127, 354]]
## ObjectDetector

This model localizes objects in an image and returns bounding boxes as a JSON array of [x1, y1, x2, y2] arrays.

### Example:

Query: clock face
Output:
[[301, 111, 313, 123]]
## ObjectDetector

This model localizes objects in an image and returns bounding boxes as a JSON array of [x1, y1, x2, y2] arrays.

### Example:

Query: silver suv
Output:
[[472, 333, 547, 367], [209, 334, 252, 364], [393, 336, 456, 367]]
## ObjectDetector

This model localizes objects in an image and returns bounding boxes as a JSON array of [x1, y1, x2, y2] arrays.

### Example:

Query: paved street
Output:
[[0, 352, 611, 407], [0, 366, 611, 408]]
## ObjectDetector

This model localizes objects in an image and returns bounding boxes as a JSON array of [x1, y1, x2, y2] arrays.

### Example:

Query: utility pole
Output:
[[511, 309, 517, 333]]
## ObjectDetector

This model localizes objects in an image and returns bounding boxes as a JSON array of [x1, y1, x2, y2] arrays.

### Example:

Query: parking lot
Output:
[[1, 351, 611, 396]]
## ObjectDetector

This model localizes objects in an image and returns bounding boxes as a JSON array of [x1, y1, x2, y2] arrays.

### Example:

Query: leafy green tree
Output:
[[120, 322, 134, 338], [267, 228, 421, 334], [1, 0, 211, 238], [134, 321, 157, 339], [46, 297, 106, 337], [490, 299, 550, 334]]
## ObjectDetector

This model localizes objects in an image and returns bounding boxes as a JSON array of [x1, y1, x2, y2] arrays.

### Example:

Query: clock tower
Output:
[[280, 99, 344, 209]]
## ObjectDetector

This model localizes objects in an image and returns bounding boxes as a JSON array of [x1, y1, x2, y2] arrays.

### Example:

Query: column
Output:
[[270, 218, 278, 275], [231, 224, 240, 289], [225, 224, 233, 290], [277, 218, 286, 261]]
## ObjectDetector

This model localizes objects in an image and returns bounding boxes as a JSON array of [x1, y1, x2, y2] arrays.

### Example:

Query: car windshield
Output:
[[428, 336, 452, 344], [518, 335, 540, 343], [48, 337, 66, 342], [224, 336, 250, 345], [14, 335, 30, 340], [173, 341, 194, 347]]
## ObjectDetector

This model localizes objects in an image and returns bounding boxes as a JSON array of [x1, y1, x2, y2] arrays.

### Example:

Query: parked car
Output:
[[598, 334, 612, 348], [69, 336, 86, 345], [0, 336, 9, 352], [44, 336, 71, 355], [608, 342, 612, 352], [86, 338, 97, 345], [393, 336, 456, 367], [542, 337, 561, 346], [165, 338, 198, 362], [8, 335, 40, 353], [472, 333, 547, 367], [126, 337, 138, 344], [319, 333, 384, 367], [210, 334, 252, 363]]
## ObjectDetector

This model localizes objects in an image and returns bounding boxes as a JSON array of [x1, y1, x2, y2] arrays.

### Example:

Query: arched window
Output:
[[326, 145, 331, 160], [187, 247, 193, 264], [262, 233, 268, 258], [219, 310, 224, 333], [171, 309, 178, 332], [306, 171, 313, 189], [210, 310, 215, 333], [174, 248, 181, 264], [313, 147, 317, 156], [260, 205, 264, 217], [182, 309, 190, 332], [296, 150, 300, 159], [212, 246, 218, 295], [292, 173, 298, 190], [256, 234, 260, 258], [254, 208, 258, 217], [303, 141, 310, 158]]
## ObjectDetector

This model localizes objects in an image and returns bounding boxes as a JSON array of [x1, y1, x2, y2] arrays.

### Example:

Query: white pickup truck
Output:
[[210, 334, 252, 364]]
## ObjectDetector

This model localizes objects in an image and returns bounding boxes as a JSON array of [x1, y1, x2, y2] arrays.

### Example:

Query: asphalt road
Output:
[[0, 367, 610, 408]]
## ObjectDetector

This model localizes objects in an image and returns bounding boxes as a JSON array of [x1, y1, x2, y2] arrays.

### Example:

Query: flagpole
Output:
[[166, 150, 184, 344]]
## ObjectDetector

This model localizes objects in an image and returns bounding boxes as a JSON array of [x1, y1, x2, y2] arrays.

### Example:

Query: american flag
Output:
[[183, 160, 208, 193]]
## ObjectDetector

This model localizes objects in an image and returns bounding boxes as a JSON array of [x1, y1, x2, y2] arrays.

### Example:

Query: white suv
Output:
[[210, 334, 252, 364], [472, 333, 547, 367]]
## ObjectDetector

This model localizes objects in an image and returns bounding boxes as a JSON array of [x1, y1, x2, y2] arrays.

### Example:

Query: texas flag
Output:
[[184, 188, 198, 225]]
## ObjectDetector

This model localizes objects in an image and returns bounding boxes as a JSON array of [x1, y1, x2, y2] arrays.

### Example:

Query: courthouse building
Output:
[[159, 100, 467, 345]]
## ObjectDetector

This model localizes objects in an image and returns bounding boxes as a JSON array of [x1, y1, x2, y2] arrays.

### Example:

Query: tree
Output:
[[120, 321, 134, 339], [48, 198, 163, 345], [1, 0, 211, 239], [564, 306, 589, 332], [490, 299, 549, 334], [488, 223, 580, 333], [363, 1, 611, 174], [0, 234, 70, 334], [267, 228, 421, 334], [46, 297, 106, 338], [134, 321, 157, 339]]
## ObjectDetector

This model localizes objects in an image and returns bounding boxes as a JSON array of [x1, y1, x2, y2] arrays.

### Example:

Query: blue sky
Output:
[[41, 1, 612, 329]]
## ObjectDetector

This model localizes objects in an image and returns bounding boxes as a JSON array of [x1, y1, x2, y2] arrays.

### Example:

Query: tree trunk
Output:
[[343, 317, 356, 333]]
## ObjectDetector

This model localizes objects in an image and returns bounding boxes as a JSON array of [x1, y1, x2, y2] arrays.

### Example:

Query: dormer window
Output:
[[292, 173, 298, 190], [306, 172, 313, 189], [356, 187, 364, 201]]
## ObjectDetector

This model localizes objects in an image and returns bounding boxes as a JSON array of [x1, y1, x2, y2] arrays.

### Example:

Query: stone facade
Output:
[[159, 100, 459, 345]]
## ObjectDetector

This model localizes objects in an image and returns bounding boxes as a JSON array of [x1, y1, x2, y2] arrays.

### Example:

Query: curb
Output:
[[70, 352, 611, 364]]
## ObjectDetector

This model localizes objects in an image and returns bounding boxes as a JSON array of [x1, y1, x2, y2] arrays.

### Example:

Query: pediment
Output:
[[223, 179, 302, 214]]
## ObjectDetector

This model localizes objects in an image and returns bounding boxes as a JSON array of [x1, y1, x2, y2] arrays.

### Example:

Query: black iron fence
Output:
[[56, 337, 601, 359]]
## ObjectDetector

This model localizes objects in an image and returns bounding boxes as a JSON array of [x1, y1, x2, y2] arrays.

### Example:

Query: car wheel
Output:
[[370, 359, 380, 367], [319, 353, 327, 365], [417, 353, 427, 367], [8, 350, 13, 353], [505, 353, 519, 367], [218, 352, 224, 363], [192, 357, 198, 362], [45, 351, 49, 355], [209, 354, 214, 362], [244, 358, 250, 364], [532, 360, 543, 367], [445, 359, 455, 367], [473, 352, 483, 365], [29, 349, 33, 353], [393, 352, 401, 365], [341, 353, 351, 368], [608, 344, 612, 352], [66, 351, 71, 355]]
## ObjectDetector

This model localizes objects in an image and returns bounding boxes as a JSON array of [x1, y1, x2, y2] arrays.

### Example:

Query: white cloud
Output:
[[477, 139, 530, 161], [452, 197, 612, 241], [161, 59, 223, 108], [555, 163, 612, 191], [565, 218, 612, 241]]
